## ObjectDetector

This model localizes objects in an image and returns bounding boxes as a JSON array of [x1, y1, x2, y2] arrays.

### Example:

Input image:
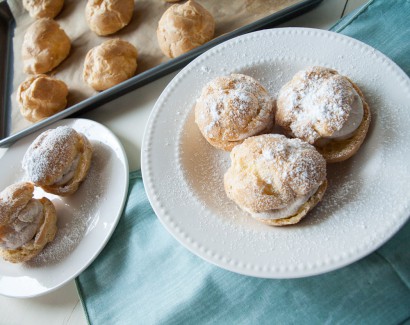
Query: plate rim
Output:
[[0, 118, 129, 297], [142, 27, 410, 278]]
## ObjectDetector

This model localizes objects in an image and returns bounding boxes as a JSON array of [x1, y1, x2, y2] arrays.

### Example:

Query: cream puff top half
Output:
[[22, 126, 80, 187], [276, 66, 364, 144]]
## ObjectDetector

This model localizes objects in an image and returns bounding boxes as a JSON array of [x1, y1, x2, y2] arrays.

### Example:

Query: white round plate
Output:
[[0, 118, 129, 297], [142, 28, 410, 278]]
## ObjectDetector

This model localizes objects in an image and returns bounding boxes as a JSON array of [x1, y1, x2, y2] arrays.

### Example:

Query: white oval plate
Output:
[[0, 118, 129, 297], [142, 28, 410, 278]]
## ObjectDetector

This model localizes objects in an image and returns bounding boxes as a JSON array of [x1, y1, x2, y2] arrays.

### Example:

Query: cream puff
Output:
[[22, 18, 71, 74], [157, 0, 215, 58], [83, 39, 138, 91], [195, 74, 275, 151], [0, 182, 57, 263], [224, 134, 327, 226], [85, 0, 134, 36], [17, 74, 69, 122], [276, 66, 370, 163], [22, 126, 93, 196], [23, 0, 64, 19]]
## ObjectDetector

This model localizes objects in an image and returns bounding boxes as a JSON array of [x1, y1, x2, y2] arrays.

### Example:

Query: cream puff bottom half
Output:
[[253, 180, 327, 226]]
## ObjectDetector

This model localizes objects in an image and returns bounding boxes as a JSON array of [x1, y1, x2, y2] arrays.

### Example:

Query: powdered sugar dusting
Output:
[[141, 29, 410, 277]]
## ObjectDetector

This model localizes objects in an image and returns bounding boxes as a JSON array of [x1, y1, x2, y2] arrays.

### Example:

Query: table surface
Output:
[[0, 0, 368, 323]]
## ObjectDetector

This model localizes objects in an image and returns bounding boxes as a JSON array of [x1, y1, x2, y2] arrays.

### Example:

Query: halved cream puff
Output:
[[224, 134, 327, 226], [195, 74, 275, 151], [0, 182, 57, 263], [276, 66, 370, 163], [23, 126, 93, 196]]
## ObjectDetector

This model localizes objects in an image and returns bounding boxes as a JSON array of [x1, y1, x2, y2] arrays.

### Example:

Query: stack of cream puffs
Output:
[[195, 67, 370, 226], [0, 126, 93, 263]]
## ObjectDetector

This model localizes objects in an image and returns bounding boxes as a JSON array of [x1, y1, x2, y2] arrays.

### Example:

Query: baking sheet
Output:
[[0, 2, 13, 140], [0, 0, 322, 147]]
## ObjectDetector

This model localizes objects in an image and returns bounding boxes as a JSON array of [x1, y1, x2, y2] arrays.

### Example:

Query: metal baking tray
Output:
[[0, 0, 322, 147]]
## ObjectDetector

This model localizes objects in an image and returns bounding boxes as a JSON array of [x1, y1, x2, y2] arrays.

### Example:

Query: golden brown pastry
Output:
[[276, 66, 371, 163], [85, 0, 134, 36], [17, 74, 69, 123], [83, 39, 138, 91], [23, 0, 64, 19], [224, 134, 327, 226], [0, 182, 57, 263], [157, 0, 215, 58], [195, 74, 275, 151], [22, 18, 71, 74], [22, 126, 93, 196]]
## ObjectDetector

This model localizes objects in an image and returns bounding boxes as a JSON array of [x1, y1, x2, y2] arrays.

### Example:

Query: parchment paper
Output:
[[8, 0, 301, 134]]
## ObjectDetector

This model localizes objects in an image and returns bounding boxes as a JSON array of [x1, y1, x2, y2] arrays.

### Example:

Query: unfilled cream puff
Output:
[[276, 66, 371, 163], [22, 126, 93, 196], [224, 134, 327, 226], [85, 0, 134, 36], [157, 0, 215, 58], [22, 18, 71, 74], [83, 39, 138, 91], [0, 182, 57, 263], [17, 74, 69, 122], [195, 74, 275, 151], [23, 0, 64, 19]]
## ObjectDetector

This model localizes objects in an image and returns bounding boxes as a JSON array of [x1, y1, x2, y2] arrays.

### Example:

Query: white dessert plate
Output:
[[142, 28, 410, 278], [0, 118, 129, 297]]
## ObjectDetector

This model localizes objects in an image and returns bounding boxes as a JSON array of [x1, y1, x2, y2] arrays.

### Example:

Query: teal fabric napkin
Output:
[[76, 1, 410, 324]]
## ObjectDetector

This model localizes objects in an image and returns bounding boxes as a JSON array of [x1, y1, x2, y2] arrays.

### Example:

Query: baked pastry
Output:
[[195, 74, 275, 151], [276, 66, 371, 163], [23, 0, 64, 19], [0, 182, 57, 263], [22, 126, 93, 196], [157, 0, 215, 58], [224, 134, 327, 226], [22, 18, 71, 74], [17, 74, 69, 123], [85, 0, 134, 36], [83, 39, 138, 91]]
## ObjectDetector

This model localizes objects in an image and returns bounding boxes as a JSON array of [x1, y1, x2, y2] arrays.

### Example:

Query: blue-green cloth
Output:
[[76, 1, 410, 324]]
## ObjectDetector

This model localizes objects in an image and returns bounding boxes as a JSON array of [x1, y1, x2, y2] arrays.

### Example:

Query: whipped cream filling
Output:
[[0, 199, 43, 250], [316, 89, 363, 146], [54, 154, 80, 186], [246, 186, 319, 220]]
